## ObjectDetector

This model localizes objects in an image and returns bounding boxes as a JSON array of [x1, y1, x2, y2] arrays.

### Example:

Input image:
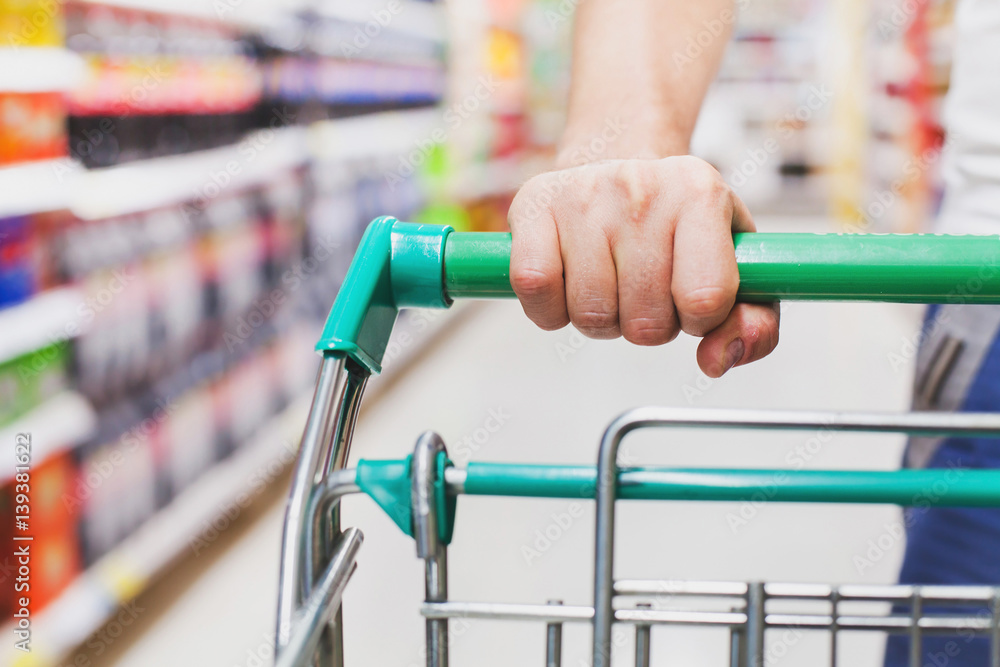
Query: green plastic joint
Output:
[[356, 453, 456, 544], [315, 217, 453, 373]]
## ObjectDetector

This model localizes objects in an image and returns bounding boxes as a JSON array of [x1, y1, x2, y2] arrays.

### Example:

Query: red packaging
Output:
[[0, 92, 67, 165], [0, 451, 83, 614], [30, 451, 82, 611]]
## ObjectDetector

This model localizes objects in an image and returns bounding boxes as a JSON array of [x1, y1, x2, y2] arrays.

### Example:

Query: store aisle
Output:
[[102, 218, 925, 667]]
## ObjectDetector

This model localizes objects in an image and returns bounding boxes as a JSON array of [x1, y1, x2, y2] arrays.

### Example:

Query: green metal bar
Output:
[[441, 232, 1000, 303], [461, 463, 1000, 506], [735, 233, 1000, 303], [354, 459, 1000, 541]]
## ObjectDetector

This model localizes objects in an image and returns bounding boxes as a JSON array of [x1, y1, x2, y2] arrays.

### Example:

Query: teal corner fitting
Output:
[[316, 216, 515, 373], [316, 217, 453, 373], [356, 452, 457, 544]]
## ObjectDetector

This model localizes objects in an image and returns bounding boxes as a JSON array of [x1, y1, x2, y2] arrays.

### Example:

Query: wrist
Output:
[[556, 105, 690, 168]]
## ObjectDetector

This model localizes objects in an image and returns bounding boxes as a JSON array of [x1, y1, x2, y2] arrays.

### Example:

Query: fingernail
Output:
[[722, 338, 745, 374]]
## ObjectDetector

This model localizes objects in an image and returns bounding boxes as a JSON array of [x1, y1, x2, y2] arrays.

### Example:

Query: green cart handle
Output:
[[318, 216, 1000, 373], [280, 217, 1000, 665]]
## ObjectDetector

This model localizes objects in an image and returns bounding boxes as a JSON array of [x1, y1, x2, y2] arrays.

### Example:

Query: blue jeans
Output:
[[885, 305, 1000, 666]]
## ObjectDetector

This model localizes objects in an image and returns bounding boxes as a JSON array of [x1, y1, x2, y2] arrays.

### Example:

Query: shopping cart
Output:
[[272, 216, 1000, 667]]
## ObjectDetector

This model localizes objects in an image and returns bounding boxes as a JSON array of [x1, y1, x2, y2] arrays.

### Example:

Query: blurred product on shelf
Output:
[[0, 344, 68, 426], [0, 449, 83, 618], [0, 92, 67, 165], [0, 0, 64, 47], [865, 0, 954, 232], [262, 57, 445, 111], [68, 54, 262, 116], [64, 1, 263, 166], [16, 451, 83, 610], [0, 214, 34, 306]]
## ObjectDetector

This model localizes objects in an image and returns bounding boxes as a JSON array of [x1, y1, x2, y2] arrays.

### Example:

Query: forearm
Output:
[[557, 0, 735, 166]]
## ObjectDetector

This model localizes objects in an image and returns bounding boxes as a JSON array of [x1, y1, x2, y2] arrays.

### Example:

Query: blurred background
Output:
[[0, 0, 957, 665]]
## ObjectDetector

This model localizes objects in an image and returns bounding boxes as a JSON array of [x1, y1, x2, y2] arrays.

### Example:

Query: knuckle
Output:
[[510, 265, 560, 300], [535, 314, 570, 332], [680, 159, 727, 200], [509, 177, 551, 221], [674, 285, 733, 322], [621, 317, 677, 346], [572, 306, 620, 337], [572, 169, 601, 210]]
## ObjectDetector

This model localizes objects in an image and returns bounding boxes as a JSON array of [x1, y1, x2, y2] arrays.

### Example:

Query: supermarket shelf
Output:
[[0, 391, 97, 483], [73, 0, 310, 32], [0, 48, 85, 93], [0, 159, 79, 218], [308, 107, 442, 161], [0, 389, 311, 667], [70, 126, 309, 220], [316, 0, 446, 43], [0, 287, 87, 365], [0, 303, 463, 666], [0, 128, 309, 221]]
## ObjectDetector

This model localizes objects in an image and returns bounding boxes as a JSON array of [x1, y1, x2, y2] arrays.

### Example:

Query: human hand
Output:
[[508, 156, 780, 377]]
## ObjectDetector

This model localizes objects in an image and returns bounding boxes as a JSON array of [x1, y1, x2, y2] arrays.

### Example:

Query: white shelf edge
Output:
[[1, 129, 308, 220], [0, 48, 85, 93], [308, 107, 442, 162], [0, 287, 88, 365], [315, 0, 446, 43], [72, 0, 311, 32], [0, 391, 97, 483], [0, 159, 80, 218], [70, 126, 309, 220]]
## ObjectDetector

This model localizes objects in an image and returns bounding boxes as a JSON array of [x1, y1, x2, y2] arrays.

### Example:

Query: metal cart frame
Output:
[[272, 217, 1000, 667]]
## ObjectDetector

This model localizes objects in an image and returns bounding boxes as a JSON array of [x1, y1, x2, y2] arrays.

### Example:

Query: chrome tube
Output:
[[425, 549, 449, 667], [746, 583, 765, 667], [546, 600, 563, 667], [314, 366, 367, 667], [413, 432, 450, 667], [830, 589, 840, 667], [909, 591, 922, 667], [275, 355, 369, 665], [420, 602, 1000, 635], [729, 624, 745, 667], [420, 602, 746, 626], [633, 603, 651, 667], [593, 412, 638, 667], [989, 592, 1000, 667], [275, 528, 364, 667], [591, 407, 1000, 667]]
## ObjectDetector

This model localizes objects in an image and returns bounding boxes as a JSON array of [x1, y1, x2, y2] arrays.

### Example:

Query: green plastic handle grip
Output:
[[445, 231, 1000, 303], [316, 218, 1000, 374]]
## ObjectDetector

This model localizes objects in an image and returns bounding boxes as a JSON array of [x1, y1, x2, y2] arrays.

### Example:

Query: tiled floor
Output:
[[101, 217, 928, 666]]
